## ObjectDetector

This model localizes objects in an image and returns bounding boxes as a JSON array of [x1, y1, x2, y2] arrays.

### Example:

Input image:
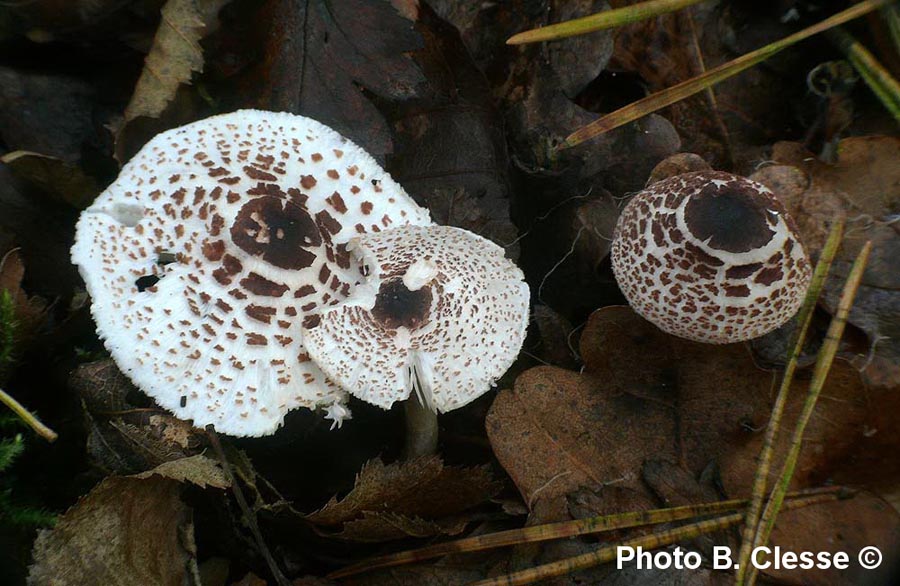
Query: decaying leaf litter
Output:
[[1, 1, 899, 585]]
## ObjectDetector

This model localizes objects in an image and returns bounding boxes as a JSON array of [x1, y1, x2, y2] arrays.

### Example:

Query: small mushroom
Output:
[[72, 110, 432, 436], [302, 224, 530, 413], [611, 171, 812, 344]]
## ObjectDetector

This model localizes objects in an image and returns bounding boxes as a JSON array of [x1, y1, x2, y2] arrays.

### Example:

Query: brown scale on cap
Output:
[[72, 110, 432, 436], [611, 171, 812, 344], [302, 225, 530, 412]]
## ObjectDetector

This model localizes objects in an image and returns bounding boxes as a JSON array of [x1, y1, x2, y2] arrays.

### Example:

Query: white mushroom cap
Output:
[[611, 171, 812, 344], [71, 110, 432, 436], [302, 225, 530, 412]]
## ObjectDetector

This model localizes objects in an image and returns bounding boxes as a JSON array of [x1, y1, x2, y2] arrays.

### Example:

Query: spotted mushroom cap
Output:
[[302, 225, 529, 412], [611, 171, 812, 344], [71, 110, 432, 436]]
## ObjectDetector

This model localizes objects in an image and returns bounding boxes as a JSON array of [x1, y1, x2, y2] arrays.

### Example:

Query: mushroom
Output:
[[302, 224, 530, 453], [71, 110, 432, 436], [611, 171, 812, 344]]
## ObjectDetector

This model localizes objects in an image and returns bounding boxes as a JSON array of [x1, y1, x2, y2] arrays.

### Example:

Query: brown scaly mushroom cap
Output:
[[302, 225, 530, 412], [611, 171, 812, 344], [72, 110, 432, 436]]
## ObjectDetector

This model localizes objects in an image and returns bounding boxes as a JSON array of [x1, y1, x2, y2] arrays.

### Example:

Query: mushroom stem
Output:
[[403, 396, 439, 459]]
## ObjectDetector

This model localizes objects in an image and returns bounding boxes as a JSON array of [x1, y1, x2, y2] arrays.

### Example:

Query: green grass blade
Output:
[[561, 0, 892, 149], [507, 0, 708, 45]]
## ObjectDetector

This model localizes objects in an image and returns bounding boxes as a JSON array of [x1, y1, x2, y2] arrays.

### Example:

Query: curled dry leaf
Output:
[[0, 65, 96, 163], [27, 454, 230, 586], [486, 306, 900, 582], [1, 151, 99, 209], [70, 359, 209, 474], [0, 248, 48, 370], [305, 456, 500, 542], [751, 137, 900, 388], [384, 4, 518, 251], [763, 493, 900, 585], [117, 0, 230, 159], [645, 152, 712, 185], [133, 453, 230, 489], [243, 0, 425, 158]]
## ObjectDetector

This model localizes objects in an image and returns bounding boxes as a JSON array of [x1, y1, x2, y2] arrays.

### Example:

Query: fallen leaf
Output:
[[486, 306, 900, 582], [69, 359, 137, 413], [0, 65, 97, 162], [531, 304, 579, 369], [0, 248, 48, 372], [751, 137, 900, 388], [238, 0, 425, 158], [765, 493, 900, 586], [609, 3, 811, 169], [546, 1, 615, 98], [306, 456, 500, 542], [1, 150, 99, 209], [28, 475, 197, 586], [70, 359, 209, 473], [120, 0, 230, 131], [384, 5, 518, 251], [133, 453, 229, 489], [0, 164, 82, 301]]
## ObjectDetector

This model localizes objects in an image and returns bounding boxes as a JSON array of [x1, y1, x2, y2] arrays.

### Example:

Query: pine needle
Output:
[[734, 218, 845, 583], [0, 388, 57, 442], [506, 0, 708, 45], [827, 28, 900, 122], [468, 491, 842, 586], [745, 241, 873, 586], [560, 0, 892, 149], [329, 487, 842, 579]]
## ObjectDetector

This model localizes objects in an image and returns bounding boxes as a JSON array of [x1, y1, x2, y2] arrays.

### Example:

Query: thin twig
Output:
[[745, 241, 873, 586], [734, 218, 845, 583], [206, 425, 290, 586], [0, 387, 57, 442]]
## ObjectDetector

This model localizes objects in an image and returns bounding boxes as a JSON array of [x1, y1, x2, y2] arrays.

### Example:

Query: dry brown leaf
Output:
[[765, 493, 900, 586], [0, 151, 98, 209], [28, 475, 196, 586], [0, 248, 48, 372], [486, 306, 900, 582], [240, 0, 425, 158], [305, 456, 500, 542], [531, 304, 579, 369], [119, 0, 229, 140], [70, 359, 209, 473], [382, 5, 518, 251], [752, 137, 900, 388], [133, 453, 229, 489]]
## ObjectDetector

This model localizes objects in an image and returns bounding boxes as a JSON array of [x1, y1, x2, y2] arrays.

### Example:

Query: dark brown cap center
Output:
[[371, 279, 433, 330], [231, 196, 322, 269], [684, 185, 774, 253]]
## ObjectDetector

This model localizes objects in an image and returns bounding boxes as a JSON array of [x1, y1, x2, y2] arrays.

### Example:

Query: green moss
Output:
[[0, 289, 16, 373]]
